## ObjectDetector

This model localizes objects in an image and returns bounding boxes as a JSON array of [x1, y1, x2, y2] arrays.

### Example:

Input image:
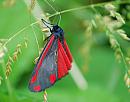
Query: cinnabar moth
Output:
[[28, 19, 72, 92]]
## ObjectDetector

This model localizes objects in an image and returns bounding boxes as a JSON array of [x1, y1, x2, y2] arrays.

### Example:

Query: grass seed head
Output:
[[124, 73, 128, 81], [126, 78, 130, 88], [42, 28, 50, 33], [24, 37, 28, 48], [6, 56, 13, 79], [115, 48, 122, 63], [109, 35, 118, 49], [34, 57, 39, 64], [29, 0, 36, 11], [126, 57, 130, 65], [105, 4, 116, 11], [13, 44, 22, 61], [3, 0, 16, 7]]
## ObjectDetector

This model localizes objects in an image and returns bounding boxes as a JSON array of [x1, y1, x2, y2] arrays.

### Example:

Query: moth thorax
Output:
[[51, 25, 64, 38]]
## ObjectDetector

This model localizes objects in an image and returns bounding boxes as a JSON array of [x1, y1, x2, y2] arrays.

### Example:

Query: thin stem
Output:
[[31, 25, 40, 55], [117, 42, 130, 73], [44, 0, 57, 13], [43, 90, 48, 102], [44, 0, 61, 25], [115, 39, 130, 77], [1, 59, 13, 102], [3, 21, 39, 47], [107, 30, 130, 75], [48, 0, 130, 18]]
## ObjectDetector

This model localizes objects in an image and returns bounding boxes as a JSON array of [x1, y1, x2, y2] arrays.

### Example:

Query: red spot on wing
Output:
[[57, 39, 68, 79], [31, 74, 37, 84], [50, 74, 56, 84], [33, 85, 41, 91], [31, 35, 55, 84], [64, 40, 73, 63]]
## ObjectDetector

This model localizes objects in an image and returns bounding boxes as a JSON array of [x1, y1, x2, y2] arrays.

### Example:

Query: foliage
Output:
[[0, 0, 130, 102]]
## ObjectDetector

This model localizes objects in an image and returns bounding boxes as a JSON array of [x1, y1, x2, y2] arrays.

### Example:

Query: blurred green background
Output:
[[0, 0, 130, 102]]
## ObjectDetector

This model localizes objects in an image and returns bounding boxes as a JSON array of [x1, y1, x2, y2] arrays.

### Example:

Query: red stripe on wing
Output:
[[64, 40, 73, 63], [59, 41, 72, 70], [31, 35, 55, 84], [31, 74, 37, 84], [57, 39, 68, 79]]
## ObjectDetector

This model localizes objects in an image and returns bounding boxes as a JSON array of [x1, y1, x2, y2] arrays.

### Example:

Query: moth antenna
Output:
[[41, 18, 53, 25], [41, 19, 53, 30]]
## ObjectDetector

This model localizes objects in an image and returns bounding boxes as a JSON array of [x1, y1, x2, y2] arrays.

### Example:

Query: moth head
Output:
[[51, 25, 64, 37]]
